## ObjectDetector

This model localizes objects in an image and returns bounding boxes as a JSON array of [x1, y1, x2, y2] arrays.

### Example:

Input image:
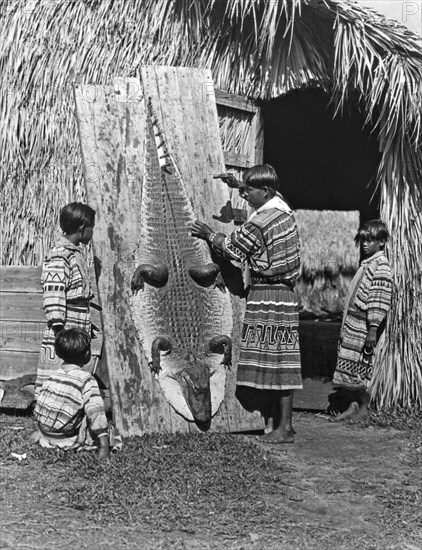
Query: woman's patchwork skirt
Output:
[[236, 283, 303, 391]]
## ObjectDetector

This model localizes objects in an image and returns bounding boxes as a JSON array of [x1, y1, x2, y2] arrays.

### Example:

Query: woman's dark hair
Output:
[[60, 202, 96, 235], [355, 219, 390, 245], [55, 328, 91, 364], [243, 164, 280, 191]]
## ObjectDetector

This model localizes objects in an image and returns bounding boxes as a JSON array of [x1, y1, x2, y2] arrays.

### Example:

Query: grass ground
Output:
[[0, 410, 421, 550]]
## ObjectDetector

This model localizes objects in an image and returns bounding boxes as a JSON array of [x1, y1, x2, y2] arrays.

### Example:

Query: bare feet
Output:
[[259, 428, 294, 444], [330, 401, 359, 422], [264, 417, 274, 434]]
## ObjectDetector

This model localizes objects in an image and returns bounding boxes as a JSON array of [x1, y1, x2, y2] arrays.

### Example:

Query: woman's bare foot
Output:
[[259, 427, 294, 444], [330, 401, 359, 422]]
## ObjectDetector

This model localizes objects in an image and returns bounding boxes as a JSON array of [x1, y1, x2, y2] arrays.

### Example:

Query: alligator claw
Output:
[[209, 335, 232, 368], [148, 358, 161, 375], [213, 272, 226, 293], [150, 336, 172, 375], [189, 263, 225, 290], [132, 264, 169, 295], [131, 268, 145, 295]]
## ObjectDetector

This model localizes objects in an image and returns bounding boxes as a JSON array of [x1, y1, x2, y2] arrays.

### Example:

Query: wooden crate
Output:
[[0, 266, 105, 390]]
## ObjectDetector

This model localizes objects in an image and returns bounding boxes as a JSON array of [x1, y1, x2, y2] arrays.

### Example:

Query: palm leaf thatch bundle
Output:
[[294, 210, 360, 316], [295, 210, 360, 279], [0, 0, 421, 408]]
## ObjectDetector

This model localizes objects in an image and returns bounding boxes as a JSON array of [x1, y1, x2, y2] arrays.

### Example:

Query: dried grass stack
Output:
[[0, 0, 420, 407], [294, 210, 360, 316]]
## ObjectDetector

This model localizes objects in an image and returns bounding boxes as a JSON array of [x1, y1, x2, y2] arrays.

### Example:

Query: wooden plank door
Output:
[[215, 90, 264, 224]]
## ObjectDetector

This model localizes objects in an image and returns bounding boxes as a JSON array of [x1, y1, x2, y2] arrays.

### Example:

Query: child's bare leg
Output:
[[264, 417, 274, 434], [260, 391, 294, 443]]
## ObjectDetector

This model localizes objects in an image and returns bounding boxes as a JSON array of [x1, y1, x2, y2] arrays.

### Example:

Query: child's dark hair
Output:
[[355, 219, 390, 246], [55, 328, 91, 364], [243, 164, 280, 191], [60, 202, 96, 235]]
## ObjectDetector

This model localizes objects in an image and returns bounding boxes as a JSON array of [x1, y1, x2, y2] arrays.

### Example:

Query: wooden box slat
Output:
[[0, 321, 43, 353], [0, 293, 44, 322], [0, 267, 42, 293], [215, 89, 257, 113], [0, 350, 39, 379]]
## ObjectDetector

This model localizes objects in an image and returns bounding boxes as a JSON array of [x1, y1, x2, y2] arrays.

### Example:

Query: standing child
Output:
[[33, 328, 110, 459], [331, 219, 393, 421], [35, 202, 96, 396]]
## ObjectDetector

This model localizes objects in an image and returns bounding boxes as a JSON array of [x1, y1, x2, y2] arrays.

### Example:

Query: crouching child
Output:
[[32, 328, 111, 460]]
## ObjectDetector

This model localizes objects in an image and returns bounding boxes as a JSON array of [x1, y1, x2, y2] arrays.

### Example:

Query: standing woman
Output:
[[35, 202, 96, 396], [192, 164, 302, 443]]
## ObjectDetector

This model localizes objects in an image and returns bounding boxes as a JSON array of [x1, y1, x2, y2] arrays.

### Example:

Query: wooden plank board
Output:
[[223, 151, 250, 168], [0, 267, 42, 293], [74, 78, 175, 437], [0, 350, 39, 379], [0, 321, 43, 353], [0, 266, 97, 294], [215, 89, 257, 113], [252, 108, 264, 164], [142, 67, 263, 433], [0, 293, 44, 322]]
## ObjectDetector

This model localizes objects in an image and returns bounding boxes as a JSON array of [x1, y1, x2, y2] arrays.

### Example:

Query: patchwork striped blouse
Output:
[[41, 235, 92, 326], [34, 364, 108, 436], [210, 208, 301, 285], [348, 251, 393, 327]]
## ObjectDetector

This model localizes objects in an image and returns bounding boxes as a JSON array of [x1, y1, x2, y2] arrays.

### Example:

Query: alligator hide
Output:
[[130, 102, 233, 426]]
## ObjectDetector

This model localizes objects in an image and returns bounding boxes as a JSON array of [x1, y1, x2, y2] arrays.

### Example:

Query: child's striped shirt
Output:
[[34, 363, 107, 436]]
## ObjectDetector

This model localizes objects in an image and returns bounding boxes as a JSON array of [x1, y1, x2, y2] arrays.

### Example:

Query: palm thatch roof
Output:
[[1, 0, 421, 408], [295, 210, 360, 279]]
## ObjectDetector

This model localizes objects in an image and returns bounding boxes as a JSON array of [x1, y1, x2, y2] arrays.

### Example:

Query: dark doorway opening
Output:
[[262, 89, 381, 222]]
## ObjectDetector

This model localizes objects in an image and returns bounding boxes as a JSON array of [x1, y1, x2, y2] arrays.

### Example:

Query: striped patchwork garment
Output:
[[35, 234, 93, 396], [35, 363, 108, 439], [210, 204, 302, 390], [333, 251, 393, 390]]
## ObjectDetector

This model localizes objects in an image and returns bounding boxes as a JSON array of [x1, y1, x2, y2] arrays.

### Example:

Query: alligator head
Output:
[[149, 335, 232, 426]]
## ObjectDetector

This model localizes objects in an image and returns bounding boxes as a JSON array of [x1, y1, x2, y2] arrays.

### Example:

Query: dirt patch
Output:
[[0, 412, 421, 550]]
